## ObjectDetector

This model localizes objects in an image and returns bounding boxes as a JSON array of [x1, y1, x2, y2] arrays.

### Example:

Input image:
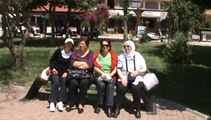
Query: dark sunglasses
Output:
[[123, 45, 131, 48], [101, 44, 110, 47]]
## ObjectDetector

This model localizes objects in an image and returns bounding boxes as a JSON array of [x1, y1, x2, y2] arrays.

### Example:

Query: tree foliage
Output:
[[0, 0, 33, 67], [168, 0, 202, 34], [190, 0, 211, 9], [78, 5, 109, 33], [163, 32, 192, 64]]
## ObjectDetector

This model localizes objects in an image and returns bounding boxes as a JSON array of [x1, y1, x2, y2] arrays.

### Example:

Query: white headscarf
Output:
[[123, 40, 136, 58]]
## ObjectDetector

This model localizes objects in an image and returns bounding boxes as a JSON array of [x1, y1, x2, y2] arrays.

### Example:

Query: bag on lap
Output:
[[67, 69, 90, 79], [125, 56, 136, 83], [40, 67, 50, 81], [127, 72, 136, 83]]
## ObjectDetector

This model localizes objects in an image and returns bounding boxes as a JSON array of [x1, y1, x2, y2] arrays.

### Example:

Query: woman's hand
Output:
[[130, 70, 140, 77], [52, 68, 58, 75], [117, 68, 128, 86], [62, 72, 67, 78], [122, 77, 128, 87]]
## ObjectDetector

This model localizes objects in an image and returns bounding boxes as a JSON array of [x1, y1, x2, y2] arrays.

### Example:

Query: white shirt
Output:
[[117, 51, 147, 85]]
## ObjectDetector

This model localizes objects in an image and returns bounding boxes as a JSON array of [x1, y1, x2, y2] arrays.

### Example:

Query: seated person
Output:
[[114, 40, 147, 118], [66, 36, 94, 114], [93, 39, 118, 117], [49, 38, 74, 112]]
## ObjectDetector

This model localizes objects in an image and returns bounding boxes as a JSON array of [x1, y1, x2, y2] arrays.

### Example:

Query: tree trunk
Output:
[[123, 16, 128, 40], [49, 2, 56, 46], [123, 10, 128, 41], [1, 4, 30, 67], [135, 9, 141, 34], [66, 7, 71, 38], [13, 47, 23, 67]]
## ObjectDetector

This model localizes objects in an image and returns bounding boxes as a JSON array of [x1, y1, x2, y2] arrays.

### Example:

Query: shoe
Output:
[[135, 109, 141, 118], [57, 102, 64, 112], [113, 107, 120, 118], [66, 105, 73, 112], [94, 106, 100, 114], [49, 102, 55, 112], [78, 108, 84, 114], [78, 104, 84, 114], [107, 107, 112, 118]]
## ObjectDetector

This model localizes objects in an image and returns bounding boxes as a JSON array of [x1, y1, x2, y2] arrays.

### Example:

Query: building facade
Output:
[[31, 0, 171, 36]]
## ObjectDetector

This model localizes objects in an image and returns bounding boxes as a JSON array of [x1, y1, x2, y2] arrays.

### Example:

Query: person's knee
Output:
[[80, 78, 90, 85], [98, 82, 105, 88], [69, 79, 79, 87]]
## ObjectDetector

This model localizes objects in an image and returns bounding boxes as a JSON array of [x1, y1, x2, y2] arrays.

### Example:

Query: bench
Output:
[[25, 79, 156, 114], [199, 28, 211, 41]]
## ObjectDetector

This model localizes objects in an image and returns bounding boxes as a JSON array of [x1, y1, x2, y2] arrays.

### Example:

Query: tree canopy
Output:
[[168, 0, 202, 34], [190, 0, 211, 9]]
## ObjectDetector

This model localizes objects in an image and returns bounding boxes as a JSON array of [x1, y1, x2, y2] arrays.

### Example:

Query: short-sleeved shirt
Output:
[[117, 51, 147, 82], [71, 50, 94, 73], [97, 53, 112, 73]]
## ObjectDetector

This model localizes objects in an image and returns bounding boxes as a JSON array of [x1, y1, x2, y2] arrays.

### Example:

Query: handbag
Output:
[[40, 67, 50, 81], [125, 56, 136, 83], [127, 72, 136, 83], [67, 69, 90, 79], [142, 70, 159, 91]]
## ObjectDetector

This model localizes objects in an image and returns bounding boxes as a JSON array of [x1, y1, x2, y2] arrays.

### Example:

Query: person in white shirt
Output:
[[114, 40, 147, 118]]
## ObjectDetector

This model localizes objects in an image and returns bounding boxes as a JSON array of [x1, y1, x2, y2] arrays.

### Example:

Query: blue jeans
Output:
[[49, 74, 67, 103], [95, 77, 116, 107]]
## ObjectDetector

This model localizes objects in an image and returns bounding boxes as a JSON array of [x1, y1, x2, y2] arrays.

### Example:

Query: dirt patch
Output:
[[0, 84, 27, 102]]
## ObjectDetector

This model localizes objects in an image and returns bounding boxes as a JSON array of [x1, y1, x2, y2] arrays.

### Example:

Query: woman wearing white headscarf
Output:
[[114, 40, 147, 118]]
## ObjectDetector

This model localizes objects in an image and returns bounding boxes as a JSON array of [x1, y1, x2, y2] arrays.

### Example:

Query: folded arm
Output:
[[72, 61, 89, 69]]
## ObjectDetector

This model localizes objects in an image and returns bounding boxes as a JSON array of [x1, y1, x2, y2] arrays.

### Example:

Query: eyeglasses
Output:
[[101, 44, 109, 47], [123, 45, 131, 48]]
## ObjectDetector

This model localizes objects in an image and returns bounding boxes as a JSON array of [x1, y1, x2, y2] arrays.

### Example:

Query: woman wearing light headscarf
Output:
[[114, 40, 147, 118]]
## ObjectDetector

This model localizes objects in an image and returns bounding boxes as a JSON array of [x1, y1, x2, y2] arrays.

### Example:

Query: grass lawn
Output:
[[0, 39, 211, 115]]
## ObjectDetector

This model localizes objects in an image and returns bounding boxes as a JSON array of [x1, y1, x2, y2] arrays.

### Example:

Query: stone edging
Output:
[[156, 98, 211, 120]]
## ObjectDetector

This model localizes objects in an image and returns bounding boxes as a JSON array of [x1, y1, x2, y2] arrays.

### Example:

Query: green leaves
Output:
[[168, 0, 202, 33], [163, 32, 192, 64]]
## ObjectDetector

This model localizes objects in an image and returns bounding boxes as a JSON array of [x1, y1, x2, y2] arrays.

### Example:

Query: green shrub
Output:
[[140, 33, 151, 43], [162, 32, 192, 64]]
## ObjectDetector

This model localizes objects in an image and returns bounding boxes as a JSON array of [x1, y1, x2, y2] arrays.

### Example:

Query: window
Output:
[[145, 2, 159, 9], [115, 0, 124, 8], [130, 0, 142, 8]]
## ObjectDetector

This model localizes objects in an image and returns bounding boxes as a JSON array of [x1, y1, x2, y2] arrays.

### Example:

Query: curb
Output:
[[157, 98, 211, 120]]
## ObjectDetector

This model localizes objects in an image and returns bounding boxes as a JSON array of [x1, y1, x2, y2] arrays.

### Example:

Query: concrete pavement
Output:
[[0, 85, 210, 120]]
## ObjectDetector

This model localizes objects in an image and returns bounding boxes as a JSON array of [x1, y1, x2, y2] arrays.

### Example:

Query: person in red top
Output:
[[93, 39, 118, 117]]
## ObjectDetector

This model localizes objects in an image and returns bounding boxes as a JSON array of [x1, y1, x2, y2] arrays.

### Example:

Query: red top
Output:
[[93, 50, 118, 80]]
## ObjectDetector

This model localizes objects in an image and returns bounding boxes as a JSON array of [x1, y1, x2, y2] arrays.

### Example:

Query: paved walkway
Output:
[[0, 85, 210, 120]]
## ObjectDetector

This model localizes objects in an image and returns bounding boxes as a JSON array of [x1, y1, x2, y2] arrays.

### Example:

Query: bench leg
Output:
[[24, 78, 45, 99], [141, 89, 157, 115]]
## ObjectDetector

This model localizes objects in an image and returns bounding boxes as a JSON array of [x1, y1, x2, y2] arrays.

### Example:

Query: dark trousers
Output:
[[116, 81, 143, 110], [49, 74, 67, 103], [67, 77, 91, 106], [95, 78, 116, 107]]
